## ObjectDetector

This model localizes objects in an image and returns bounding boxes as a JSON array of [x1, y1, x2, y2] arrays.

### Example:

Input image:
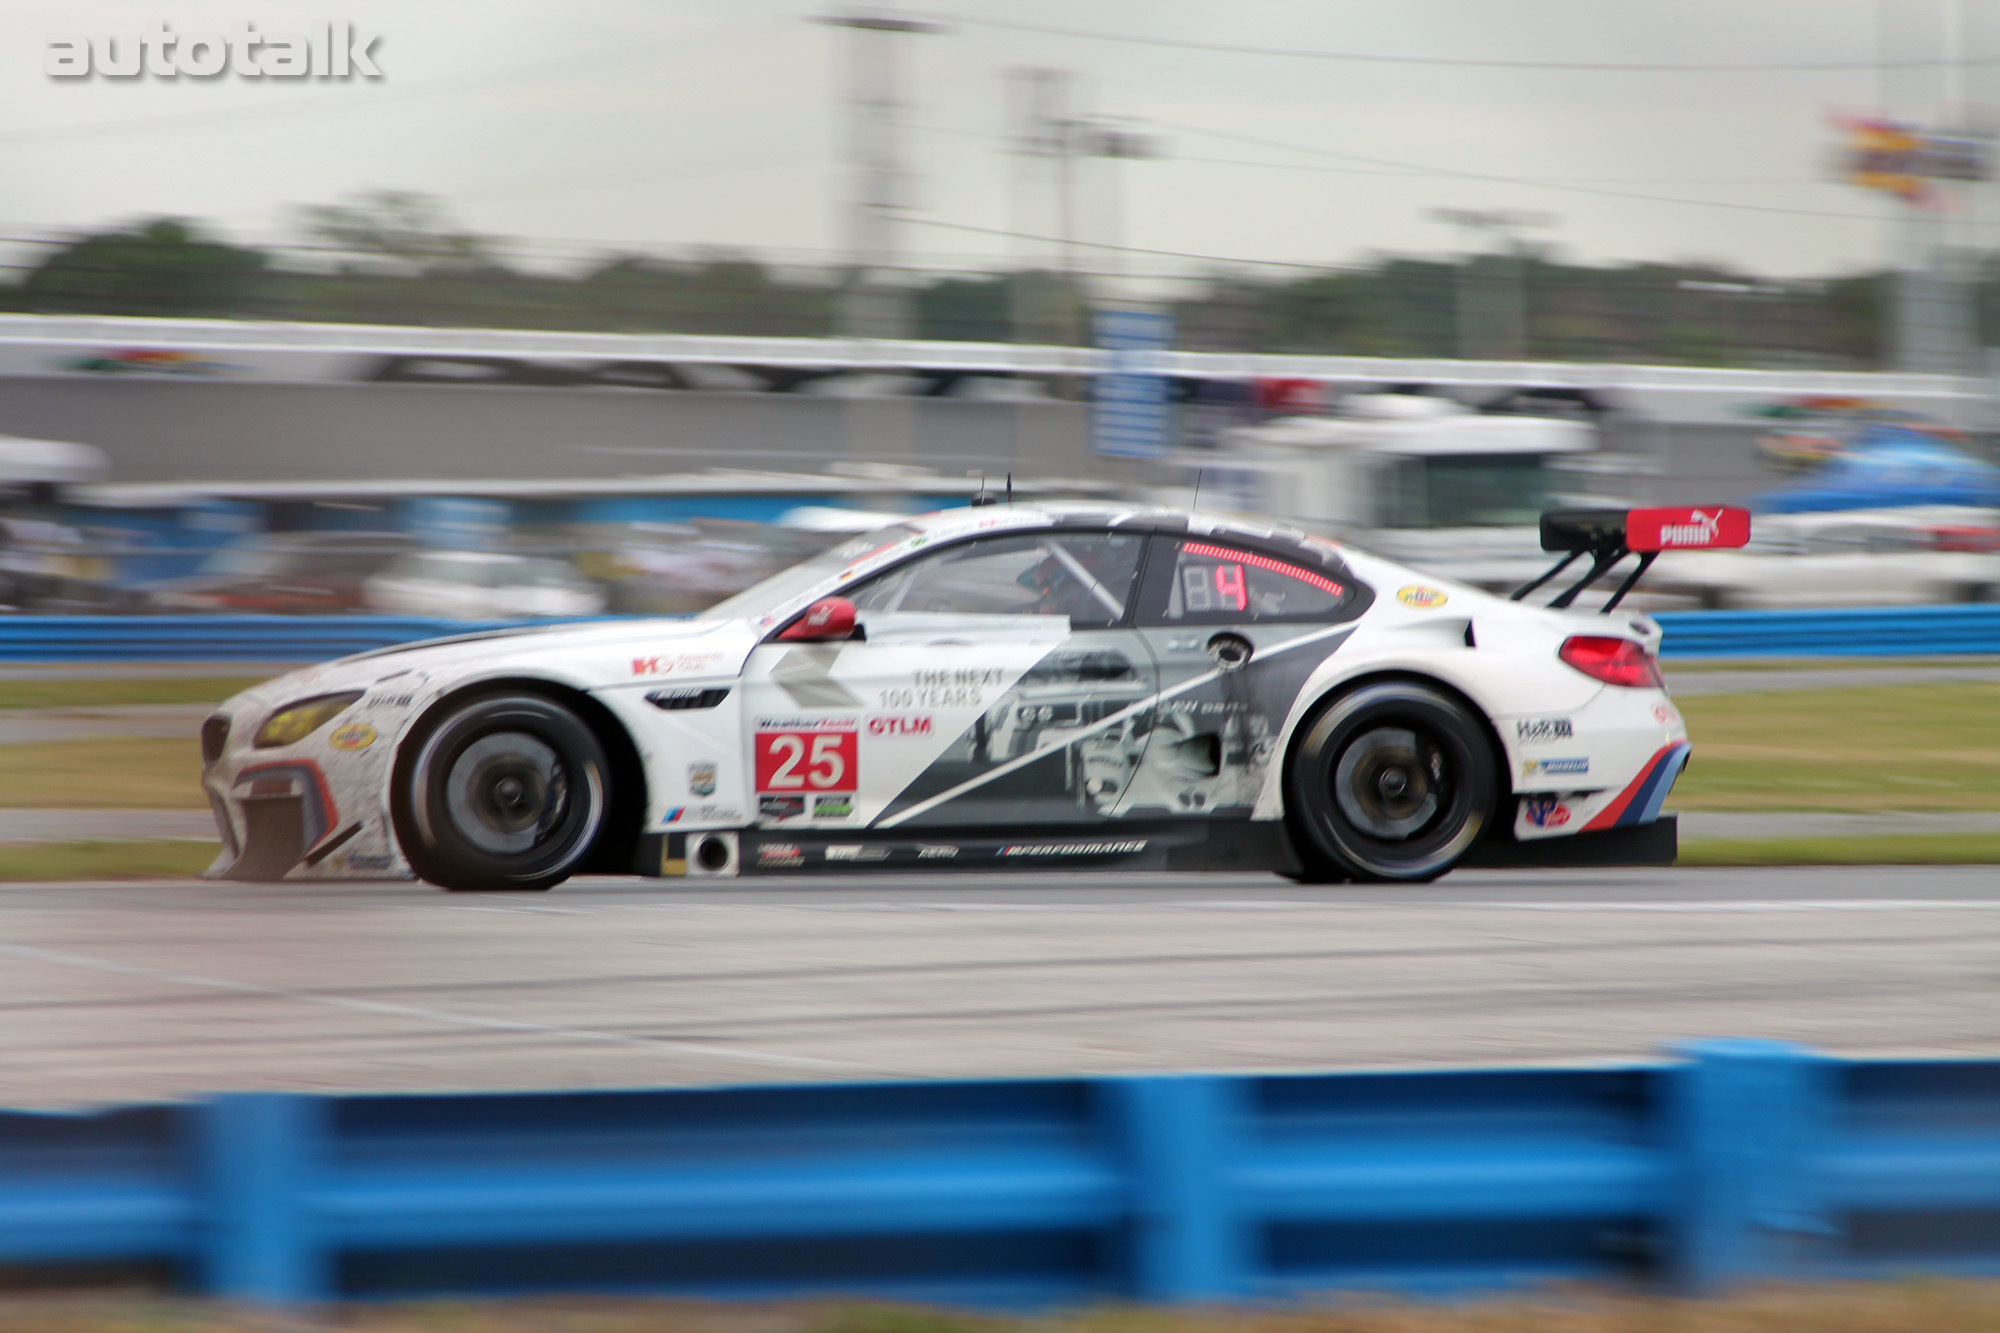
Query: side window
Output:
[[846, 531, 1145, 627], [1139, 538, 1351, 625]]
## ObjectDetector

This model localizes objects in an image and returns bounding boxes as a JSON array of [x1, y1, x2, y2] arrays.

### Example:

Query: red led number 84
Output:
[[755, 730, 858, 792]]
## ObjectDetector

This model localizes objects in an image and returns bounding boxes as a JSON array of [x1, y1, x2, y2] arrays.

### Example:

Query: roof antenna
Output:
[[1005, 472, 1013, 504], [1192, 468, 1205, 509], [970, 469, 998, 508]]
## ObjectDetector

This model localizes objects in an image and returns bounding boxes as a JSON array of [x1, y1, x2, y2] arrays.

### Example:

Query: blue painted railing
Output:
[[0, 1041, 1994, 1305], [4, 607, 2000, 662], [1653, 603, 2000, 657]]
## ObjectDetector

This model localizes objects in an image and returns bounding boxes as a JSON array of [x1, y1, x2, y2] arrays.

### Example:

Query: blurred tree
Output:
[[18, 219, 269, 318], [299, 190, 492, 270], [1254, 270, 1408, 355], [914, 274, 1013, 343]]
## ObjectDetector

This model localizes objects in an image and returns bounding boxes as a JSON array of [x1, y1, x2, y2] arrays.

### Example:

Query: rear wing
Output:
[[1514, 506, 1750, 611]]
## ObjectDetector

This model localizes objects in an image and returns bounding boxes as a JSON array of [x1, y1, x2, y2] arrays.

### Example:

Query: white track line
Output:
[[0, 941, 850, 1071]]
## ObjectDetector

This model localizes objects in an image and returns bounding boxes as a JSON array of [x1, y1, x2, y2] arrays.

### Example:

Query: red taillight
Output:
[[1559, 635, 1664, 689]]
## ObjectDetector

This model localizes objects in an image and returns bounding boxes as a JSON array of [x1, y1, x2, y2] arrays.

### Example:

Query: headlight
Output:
[[253, 692, 364, 748]]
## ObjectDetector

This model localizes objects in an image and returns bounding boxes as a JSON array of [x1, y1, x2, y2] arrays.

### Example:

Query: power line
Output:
[[937, 12, 1991, 73], [915, 121, 1822, 188], [897, 214, 1344, 271], [1152, 120, 1893, 223]]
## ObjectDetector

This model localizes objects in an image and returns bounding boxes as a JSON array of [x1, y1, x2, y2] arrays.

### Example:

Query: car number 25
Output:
[[755, 729, 858, 792]]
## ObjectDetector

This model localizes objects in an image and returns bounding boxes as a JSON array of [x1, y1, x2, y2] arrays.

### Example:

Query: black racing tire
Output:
[[1284, 680, 1498, 883], [393, 692, 610, 892]]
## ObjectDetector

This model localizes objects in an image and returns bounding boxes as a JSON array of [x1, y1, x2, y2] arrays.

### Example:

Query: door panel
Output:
[[739, 617, 1069, 831], [1123, 536, 1365, 817], [743, 527, 1162, 832]]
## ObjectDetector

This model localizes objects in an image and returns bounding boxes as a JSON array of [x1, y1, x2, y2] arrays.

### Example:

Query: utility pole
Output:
[[1008, 69, 1164, 342], [817, 11, 943, 340], [1431, 208, 1555, 360]]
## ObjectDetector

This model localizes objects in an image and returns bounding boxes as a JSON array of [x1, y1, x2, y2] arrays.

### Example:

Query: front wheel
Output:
[[1285, 681, 1498, 883], [394, 692, 610, 892]]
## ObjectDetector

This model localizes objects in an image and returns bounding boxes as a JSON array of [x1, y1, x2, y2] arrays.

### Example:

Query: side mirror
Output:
[[778, 597, 860, 642]]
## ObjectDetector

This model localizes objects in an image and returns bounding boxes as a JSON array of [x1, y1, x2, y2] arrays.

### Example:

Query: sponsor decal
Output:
[[663, 807, 686, 823], [917, 844, 959, 859], [1524, 795, 1572, 828], [757, 842, 804, 868], [824, 844, 890, 863], [697, 805, 744, 823], [755, 727, 858, 794], [813, 793, 855, 819], [631, 651, 726, 678], [1515, 717, 1574, 744], [867, 714, 933, 737], [1661, 510, 1721, 546], [1625, 506, 1751, 552], [1397, 585, 1449, 609], [364, 691, 420, 711], [328, 722, 376, 752], [687, 761, 718, 797], [755, 714, 858, 731], [1000, 839, 1149, 857], [1653, 702, 1681, 726], [341, 852, 396, 872], [1521, 757, 1590, 777], [759, 794, 806, 820]]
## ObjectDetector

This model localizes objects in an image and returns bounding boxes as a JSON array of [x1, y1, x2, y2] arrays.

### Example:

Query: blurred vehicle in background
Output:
[[0, 514, 138, 613], [1205, 391, 1638, 592], [599, 517, 843, 614], [148, 531, 418, 613], [1650, 507, 2000, 608], [1655, 416, 2000, 607], [363, 549, 605, 620]]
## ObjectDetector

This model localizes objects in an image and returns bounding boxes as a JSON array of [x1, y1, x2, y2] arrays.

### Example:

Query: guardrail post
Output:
[[1667, 1039, 1834, 1292], [1111, 1076, 1242, 1302], [196, 1092, 325, 1303]]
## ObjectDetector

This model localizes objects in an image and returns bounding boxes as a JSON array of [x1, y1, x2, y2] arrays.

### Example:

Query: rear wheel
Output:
[[394, 693, 610, 892], [1285, 681, 1497, 883]]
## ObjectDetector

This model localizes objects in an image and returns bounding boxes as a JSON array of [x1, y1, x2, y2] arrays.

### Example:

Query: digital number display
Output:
[[1180, 563, 1248, 612]]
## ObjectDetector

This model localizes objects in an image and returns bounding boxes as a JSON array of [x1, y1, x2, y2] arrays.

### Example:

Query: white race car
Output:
[[200, 502, 1741, 890]]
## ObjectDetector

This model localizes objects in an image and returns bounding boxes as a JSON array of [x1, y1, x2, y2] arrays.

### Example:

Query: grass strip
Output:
[[1672, 681, 2000, 811], [0, 841, 218, 882], [1681, 833, 2000, 866], [0, 1285, 1997, 1333], [0, 739, 207, 809], [0, 678, 270, 711]]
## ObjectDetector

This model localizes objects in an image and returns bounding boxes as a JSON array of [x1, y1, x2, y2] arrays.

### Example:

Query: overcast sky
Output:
[[5, 0, 1998, 280]]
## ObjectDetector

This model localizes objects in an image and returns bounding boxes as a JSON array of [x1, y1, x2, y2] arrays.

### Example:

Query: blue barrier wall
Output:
[[5, 607, 2000, 662], [0, 1042, 1994, 1305]]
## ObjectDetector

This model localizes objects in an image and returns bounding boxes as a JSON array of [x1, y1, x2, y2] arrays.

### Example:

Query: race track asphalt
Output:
[[0, 866, 1994, 1108]]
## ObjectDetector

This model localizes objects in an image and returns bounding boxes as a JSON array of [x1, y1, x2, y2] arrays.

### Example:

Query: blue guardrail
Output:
[[0, 1041, 1994, 1305], [7, 607, 2000, 662]]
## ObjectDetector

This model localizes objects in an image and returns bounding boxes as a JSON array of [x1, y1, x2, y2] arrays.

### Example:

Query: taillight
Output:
[[1559, 635, 1665, 689]]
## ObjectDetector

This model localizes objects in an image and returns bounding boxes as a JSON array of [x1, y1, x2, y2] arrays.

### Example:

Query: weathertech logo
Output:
[[1657, 510, 1721, 546]]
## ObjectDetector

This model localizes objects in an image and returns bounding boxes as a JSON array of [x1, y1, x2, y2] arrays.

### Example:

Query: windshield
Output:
[[1377, 454, 1553, 528], [698, 523, 921, 620]]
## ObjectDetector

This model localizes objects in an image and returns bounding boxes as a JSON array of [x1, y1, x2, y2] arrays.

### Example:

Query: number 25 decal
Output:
[[755, 730, 858, 792]]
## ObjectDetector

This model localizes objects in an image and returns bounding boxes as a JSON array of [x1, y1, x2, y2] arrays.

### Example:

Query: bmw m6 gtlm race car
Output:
[[199, 501, 1748, 889]]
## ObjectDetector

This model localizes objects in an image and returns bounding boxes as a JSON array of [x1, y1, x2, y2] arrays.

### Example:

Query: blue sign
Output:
[[1092, 308, 1175, 459]]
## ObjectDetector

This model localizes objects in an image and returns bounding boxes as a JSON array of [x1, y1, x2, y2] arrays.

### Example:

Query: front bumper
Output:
[[203, 713, 412, 882]]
